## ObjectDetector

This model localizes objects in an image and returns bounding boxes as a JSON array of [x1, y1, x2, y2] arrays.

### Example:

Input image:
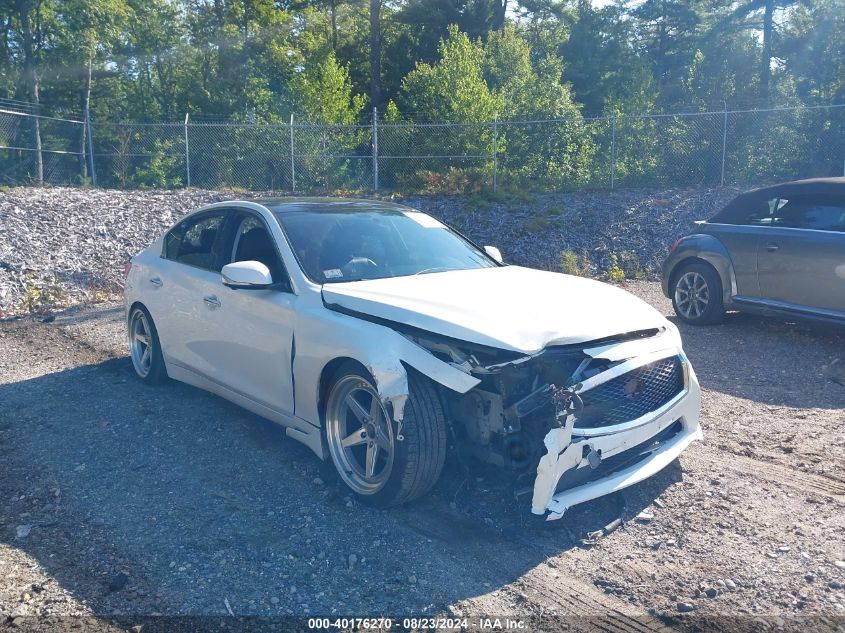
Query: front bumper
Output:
[[531, 355, 702, 520]]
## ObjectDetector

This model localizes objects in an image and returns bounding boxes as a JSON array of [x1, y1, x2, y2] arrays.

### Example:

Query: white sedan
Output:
[[124, 198, 701, 519]]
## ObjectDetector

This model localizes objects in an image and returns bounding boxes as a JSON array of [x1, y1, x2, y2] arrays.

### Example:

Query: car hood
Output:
[[321, 266, 669, 355]]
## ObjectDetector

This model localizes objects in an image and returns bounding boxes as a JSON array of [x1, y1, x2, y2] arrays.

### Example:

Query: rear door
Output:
[[756, 194, 845, 313], [153, 210, 232, 372]]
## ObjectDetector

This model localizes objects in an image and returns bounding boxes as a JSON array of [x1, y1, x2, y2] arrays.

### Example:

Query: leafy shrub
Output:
[[408, 167, 489, 194], [607, 252, 626, 281], [525, 215, 550, 232], [20, 279, 65, 314], [560, 249, 590, 276]]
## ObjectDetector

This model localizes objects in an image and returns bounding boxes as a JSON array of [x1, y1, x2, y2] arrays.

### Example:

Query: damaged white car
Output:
[[124, 198, 701, 519]]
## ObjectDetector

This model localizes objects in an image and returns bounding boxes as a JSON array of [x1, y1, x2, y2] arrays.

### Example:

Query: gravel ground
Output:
[[1, 281, 844, 631], [0, 186, 741, 315]]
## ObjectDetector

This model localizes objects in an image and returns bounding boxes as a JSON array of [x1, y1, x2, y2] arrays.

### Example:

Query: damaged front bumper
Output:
[[531, 351, 702, 520]]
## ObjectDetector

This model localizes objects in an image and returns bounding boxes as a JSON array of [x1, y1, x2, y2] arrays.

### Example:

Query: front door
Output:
[[198, 211, 297, 415], [756, 194, 845, 314]]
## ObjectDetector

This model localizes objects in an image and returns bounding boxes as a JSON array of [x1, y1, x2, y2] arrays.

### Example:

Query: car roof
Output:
[[253, 197, 416, 214], [743, 177, 845, 199], [709, 177, 845, 222]]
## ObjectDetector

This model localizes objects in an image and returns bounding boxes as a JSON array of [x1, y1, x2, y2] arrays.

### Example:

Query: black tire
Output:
[[670, 261, 725, 325], [323, 362, 446, 507], [128, 305, 168, 384]]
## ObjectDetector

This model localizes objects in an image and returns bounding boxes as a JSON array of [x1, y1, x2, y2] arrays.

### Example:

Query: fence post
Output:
[[184, 112, 191, 188], [85, 104, 97, 187], [610, 114, 616, 189], [492, 116, 498, 192], [290, 113, 296, 193], [372, 107, 379, 191], [720, 103, 728, 186]]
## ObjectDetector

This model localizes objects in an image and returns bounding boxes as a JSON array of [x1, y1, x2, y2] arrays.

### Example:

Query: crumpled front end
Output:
[[421, 324, 702, 520], [531, 348, 701, 520]]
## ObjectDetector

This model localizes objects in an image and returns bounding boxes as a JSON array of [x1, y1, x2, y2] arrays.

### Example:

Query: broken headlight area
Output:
[[411, 329, 694, 518], [444, 347, 591, 472]]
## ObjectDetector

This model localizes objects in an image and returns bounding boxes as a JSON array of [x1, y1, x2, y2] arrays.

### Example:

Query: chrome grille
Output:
[[574, 356, 684, 430]]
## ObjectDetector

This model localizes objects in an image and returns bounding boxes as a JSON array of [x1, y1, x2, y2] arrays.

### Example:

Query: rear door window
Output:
[[163, 213, 227, 270]]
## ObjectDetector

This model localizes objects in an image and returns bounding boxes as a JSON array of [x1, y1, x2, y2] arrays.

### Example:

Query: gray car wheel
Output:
[[671, 262, 724, 325]]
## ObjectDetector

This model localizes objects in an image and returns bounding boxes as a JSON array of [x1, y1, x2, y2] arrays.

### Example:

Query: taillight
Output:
[[669, 238, 682, 253], [123, 261, 133, 278]]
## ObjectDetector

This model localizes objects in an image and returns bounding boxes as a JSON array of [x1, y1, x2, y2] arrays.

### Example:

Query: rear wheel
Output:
[[324, 362, 446, 507], [671, 262, 724, 325], [128, 306, 167, 383]]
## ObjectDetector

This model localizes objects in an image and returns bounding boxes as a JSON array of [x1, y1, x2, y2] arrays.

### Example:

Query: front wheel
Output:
[[671, 262, 725, 325], [323, 363, 446, 507]]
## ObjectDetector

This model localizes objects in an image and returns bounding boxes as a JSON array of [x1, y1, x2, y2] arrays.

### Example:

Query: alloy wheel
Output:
[[129, 309, 153, 377], [325, 375, 394, 495], [674, 271, 710, 320]]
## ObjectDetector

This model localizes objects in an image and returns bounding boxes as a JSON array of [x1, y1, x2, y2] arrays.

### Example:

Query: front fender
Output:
[[663, 233, 736, 304], [292, 305, 480, 434]]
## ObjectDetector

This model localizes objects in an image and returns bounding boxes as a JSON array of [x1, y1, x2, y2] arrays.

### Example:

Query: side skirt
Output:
[[731, 296, 845, 326]]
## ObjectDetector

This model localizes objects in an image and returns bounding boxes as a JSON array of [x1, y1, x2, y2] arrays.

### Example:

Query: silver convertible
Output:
[[125, 198, 701, 519]]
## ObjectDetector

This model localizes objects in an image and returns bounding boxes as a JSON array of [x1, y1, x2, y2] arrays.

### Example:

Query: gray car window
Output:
[[711, 194, 784, 226], [773, 195, 845, 232]]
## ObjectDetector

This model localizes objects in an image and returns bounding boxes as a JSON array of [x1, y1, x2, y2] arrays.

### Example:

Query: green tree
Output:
[[399, 24, 500, 122]]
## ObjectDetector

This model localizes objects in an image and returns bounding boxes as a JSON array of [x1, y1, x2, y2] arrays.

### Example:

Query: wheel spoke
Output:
[[341, 427, 367, 448], [135, 333, 150, 346], [372, 427, 391, 452], [365, 443, 378, 477], [369, 393, 381, 421], [141, 346, 151, 366], [345, 394, 369, 423]]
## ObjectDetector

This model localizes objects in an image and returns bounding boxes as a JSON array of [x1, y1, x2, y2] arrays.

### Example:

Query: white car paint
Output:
[[322, 266, 668, 354], [125, 199, 701, 518]]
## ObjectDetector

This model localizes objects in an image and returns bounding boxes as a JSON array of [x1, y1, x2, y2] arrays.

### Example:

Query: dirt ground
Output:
[[1, 281, 844, 632]]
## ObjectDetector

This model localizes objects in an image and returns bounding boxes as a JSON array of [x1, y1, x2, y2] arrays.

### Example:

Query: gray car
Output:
[[662, 177, 845, 325]]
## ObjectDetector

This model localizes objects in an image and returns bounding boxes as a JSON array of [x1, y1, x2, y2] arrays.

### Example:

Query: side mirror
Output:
[[484, 245, 503, 264], [221, 261, 273, 289]]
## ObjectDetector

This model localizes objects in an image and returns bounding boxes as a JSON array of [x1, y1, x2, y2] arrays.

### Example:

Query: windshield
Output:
[[275, 208, 497, 284]]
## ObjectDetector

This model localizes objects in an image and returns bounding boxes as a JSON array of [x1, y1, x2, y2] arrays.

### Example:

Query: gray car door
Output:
[[756, 194, 845, 314], [706, 192, 782, 298]]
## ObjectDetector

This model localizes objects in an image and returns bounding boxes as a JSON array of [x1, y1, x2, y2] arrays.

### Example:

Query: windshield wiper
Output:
[[414, 267, 456, 275]]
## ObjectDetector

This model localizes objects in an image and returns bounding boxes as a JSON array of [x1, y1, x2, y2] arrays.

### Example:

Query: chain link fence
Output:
[[0, 108, 88, 185], [2, 104, 844, 192]]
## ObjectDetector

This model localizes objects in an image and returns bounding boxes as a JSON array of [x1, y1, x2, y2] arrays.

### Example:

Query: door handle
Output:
[[203, 295, 221, 308], [764, 242, 779, 252], [149, 276, 163, 287]]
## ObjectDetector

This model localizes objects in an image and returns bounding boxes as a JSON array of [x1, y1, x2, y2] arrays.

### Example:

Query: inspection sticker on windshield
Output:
[[323, 269, 343, 279], [404, 211, 444, 228]]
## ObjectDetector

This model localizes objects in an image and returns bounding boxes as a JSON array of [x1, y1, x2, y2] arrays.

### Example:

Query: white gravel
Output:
[[0, 186, 743, 314]]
